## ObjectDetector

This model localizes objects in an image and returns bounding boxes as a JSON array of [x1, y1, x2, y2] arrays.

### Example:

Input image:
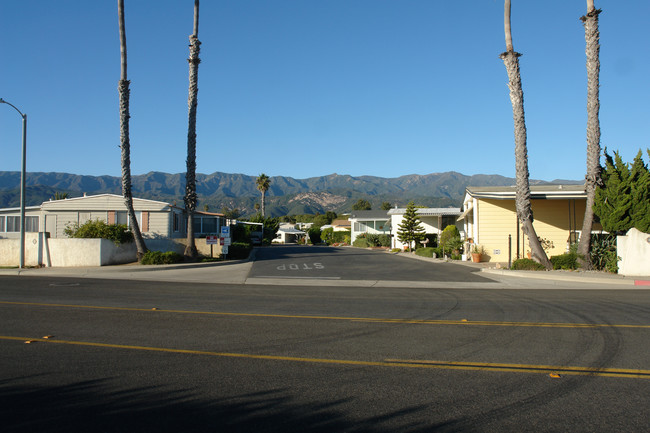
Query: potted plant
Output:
[[471, 244, 485, 263]]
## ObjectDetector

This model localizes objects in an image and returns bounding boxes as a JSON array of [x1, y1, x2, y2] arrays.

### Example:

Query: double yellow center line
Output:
[[2, 335, 649, 379], [2, 301, 649, 329]]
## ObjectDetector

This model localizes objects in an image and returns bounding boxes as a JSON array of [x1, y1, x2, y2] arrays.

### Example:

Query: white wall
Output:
[[0, 234, 137, 267], [617, 228, 650, 277]]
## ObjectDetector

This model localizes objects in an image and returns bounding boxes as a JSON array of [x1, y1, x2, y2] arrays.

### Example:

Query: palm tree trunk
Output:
[[577, 4, 602, 269], [184, 0, 201, 259], [500, 0, 551, 269], [118, 0, 147, 261], [261, 190, 266, 217]]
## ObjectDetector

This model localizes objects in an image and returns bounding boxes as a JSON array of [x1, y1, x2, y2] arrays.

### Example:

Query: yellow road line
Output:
[[2, 335, 649, 379], [384, 359, 650, 378], [1, 301, 649, 329]]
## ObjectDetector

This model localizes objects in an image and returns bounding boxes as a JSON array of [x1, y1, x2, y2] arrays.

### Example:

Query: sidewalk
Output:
[[393, 250, 650, 287]]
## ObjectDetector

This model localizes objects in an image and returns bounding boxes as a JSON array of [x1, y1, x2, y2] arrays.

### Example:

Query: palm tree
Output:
[[500, 0, 551, 269], [117, 0, 147, 260], [577, 0, 602, 269], [256, 173, 271, 217], [184, 0, 201, 259]]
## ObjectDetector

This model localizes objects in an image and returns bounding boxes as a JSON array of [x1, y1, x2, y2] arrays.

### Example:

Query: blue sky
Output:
[[1, 1, 648, 182]]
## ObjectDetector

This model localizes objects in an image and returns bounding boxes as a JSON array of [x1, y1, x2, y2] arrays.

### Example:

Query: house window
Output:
[[173, 213, 180, 232], [201, 217, 218, 234], [115, 211, 142, 229], [6, 216, 20, 232], [441, 215, 456, 230], [193, 217, 202, 234], [116, 211, 128, 225], [2, 216, 37, 232], [25, 216, 39, 232]]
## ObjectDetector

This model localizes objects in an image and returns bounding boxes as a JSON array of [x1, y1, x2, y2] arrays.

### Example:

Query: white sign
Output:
[[222, 237, 232, 246], [220, 226, 231, 236], [222, 245, 228, 255], [206, 235, 219, 245]]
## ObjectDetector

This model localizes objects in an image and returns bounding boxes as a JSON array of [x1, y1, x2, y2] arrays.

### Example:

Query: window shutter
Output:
[[141, 211, 149, 232]]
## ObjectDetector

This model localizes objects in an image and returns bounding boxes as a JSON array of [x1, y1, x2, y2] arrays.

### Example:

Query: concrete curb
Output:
[[388, 249, 650, 287]]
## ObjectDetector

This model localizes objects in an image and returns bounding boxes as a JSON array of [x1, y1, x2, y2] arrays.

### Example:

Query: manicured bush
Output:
[[415, 247, 436, 258], [550, 253, 578, 270], [511, 258, 546, 271], [141, 251, 184, 265], [64, 220, 133, 245]]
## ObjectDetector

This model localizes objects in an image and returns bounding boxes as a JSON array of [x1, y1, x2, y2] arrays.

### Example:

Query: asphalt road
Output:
[[249, 245, 494, 283], [1, 248, 650, 432]]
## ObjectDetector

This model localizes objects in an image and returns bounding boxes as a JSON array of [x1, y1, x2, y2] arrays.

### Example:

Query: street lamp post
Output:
[[0, 98, 27, 268]]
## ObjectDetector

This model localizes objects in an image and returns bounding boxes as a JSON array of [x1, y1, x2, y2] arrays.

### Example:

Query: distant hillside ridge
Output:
[[0, 171, 581, 217]]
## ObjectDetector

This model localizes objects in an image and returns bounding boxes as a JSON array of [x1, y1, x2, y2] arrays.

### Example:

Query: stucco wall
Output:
[[0, 234, 137, 267], [617, 228, 650, 277]]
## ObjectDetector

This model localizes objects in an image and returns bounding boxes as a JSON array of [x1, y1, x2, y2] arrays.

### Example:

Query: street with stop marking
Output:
[[276, 263, 324, 271]]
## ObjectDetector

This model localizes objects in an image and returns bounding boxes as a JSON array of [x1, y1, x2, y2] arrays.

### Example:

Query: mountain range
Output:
[[0, 171, 581, 217]]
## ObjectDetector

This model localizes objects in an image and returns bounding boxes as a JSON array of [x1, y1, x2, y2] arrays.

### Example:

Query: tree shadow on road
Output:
[[1, 377, 436, 433]]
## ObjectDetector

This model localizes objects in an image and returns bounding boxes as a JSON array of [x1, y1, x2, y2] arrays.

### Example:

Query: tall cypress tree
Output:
[[629, 150, 650, 233], [594, 150, 632, 234], [396, 202, 426, 251]]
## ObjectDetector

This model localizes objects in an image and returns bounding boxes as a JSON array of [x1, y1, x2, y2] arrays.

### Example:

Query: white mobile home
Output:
[[0, 194, 223, 240]]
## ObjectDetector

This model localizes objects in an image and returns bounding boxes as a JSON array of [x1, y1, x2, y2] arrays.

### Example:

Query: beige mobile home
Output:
[[458, 185, 602, 263]]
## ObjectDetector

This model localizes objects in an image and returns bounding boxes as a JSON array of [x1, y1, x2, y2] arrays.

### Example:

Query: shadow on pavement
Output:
[[1, 378, 435, 433]]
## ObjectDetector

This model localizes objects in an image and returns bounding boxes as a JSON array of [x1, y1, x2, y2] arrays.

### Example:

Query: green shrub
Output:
[[321, 227, 334, 244], [415, 247, 436, 258], [141, 251, 184, 265], [550, 253, 579, 270], [432, 247, 443, 258], [590, 234, 619, 273], [511, 258, 546, 271], [439, 225, 460, 250], [353, 234, 370, 248], [390, 248, 401, 253], [64, 220, 133, 245], [365, 233, 391, 247], [322, 228, 351, 245], [307, 227, 322, 244], [226, 242, 252, 260]]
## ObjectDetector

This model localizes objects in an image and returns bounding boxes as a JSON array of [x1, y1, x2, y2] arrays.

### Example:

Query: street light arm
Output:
[[0, 98, 26, 118], [0, 97, 27, 268]]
